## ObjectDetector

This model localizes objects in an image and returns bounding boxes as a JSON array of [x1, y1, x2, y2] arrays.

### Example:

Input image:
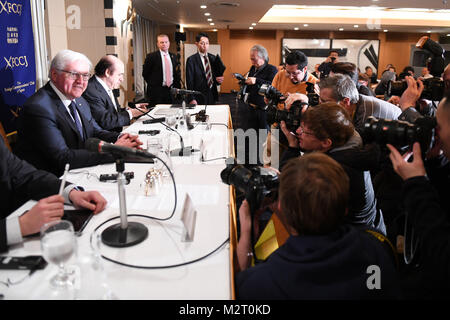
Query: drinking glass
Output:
[[41, 220, 76, 288], [165, 114, 177, 128]]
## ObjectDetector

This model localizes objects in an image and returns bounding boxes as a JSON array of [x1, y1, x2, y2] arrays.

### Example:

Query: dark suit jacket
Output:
[[185, 52, 221, 105], [0, 138, 64, 252], [142, 50, 180, 105], [82, 76, 130, 132], [15, 82, 119, 177]]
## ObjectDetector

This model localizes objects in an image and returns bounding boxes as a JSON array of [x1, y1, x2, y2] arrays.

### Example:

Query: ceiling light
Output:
[[447, 34, 450, 36], [207, 18, 212, 21], [339, 28, 344, 31], [204, 12, 211, 16], [249, 27, 253, 30], [384, 29, 388, 32], [427, 30, 432, 33], [294, 27, 299, 30], [354, 24, 359, 28], [252, 23, 256, 26], [200, 5, 207, 9], [303, 24, 308, 27], [213, 29, 218, 32], [260, 5, 450, 28], [210, 23, 215, 25]]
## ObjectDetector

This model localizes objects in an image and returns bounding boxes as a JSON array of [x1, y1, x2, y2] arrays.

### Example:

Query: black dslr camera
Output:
[[258, 84, 311, 130], [233, 73, 249, 103], [386, 37, 446, 102], [363, 116, 436, 155], [221, 160, 279, 209]]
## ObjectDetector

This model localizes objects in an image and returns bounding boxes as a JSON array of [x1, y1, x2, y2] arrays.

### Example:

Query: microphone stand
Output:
[[101, 158, 148, 247], [170, 94, 199, 157]]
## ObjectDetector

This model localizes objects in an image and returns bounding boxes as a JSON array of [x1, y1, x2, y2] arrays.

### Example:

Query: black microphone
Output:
[[170, 88, 202, 96], [143, 117, 165, 124], [85, 138, 156, 159]]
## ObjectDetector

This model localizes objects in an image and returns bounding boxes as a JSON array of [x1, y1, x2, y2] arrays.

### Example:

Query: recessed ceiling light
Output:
[[204, 12, 211, 16], [207, 18, 212, 21], [303, 24, 309, 27], [447, 33, 450, 36], [252, 23, 256, 26], [249, 26, 254, 30], [200, 5, 207, 9], [339, 28, 344, 31], [384, 29, 388, 32], [294, 27, 299, 30], [213, 29, 218, 32], [427, 30, 432, 33], [210, 23, 215, 25], [354, 24, 359, 28]]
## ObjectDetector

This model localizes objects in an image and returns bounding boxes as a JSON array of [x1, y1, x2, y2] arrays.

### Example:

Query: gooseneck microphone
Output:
[[85, 138, 156, 159], [170, 87, 202, 96]]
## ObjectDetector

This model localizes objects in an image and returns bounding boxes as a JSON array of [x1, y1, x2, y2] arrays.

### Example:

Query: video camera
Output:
[[257, 83, 319, 130], [221, 160, 279, 209], [362, 116, 436, 155], [386, 37, 446, 101], [232, 73, 249, 103]]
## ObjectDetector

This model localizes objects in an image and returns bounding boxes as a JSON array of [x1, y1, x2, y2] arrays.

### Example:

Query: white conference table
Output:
[[1, 104, 236, 300]]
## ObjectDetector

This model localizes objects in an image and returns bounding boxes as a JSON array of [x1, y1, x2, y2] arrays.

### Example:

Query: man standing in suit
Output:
[[186, 33, 225, 105], [142, 34, 181, 107], [15, 49, 142, 177], [83, 55, 148, 132], [1, 138, 107, 253]]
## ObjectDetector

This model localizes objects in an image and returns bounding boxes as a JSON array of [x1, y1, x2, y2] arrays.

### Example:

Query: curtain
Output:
[[133, 14, 159, 101], [30, 0, 48, 90]]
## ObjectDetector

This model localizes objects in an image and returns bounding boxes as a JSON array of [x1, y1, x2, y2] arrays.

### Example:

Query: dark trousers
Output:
[[147, 86, 173, 107]]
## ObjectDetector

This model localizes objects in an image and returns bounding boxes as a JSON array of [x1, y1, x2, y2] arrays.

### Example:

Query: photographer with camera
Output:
[[263, 50, 318, 167], [318, 74, 402, 132], [386, 90, 450, 299], [318, 49, 339, 78], [235, 153, 401, 299], [279, 103, 386, 234]]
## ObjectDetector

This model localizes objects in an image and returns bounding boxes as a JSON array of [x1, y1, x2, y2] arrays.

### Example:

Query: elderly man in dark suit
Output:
[[1, 138, 106, 253], [83, 55, 148, 132], [15, 49, 142, 177], [186, 33, 225, 105], [142, 34, 181, 107]]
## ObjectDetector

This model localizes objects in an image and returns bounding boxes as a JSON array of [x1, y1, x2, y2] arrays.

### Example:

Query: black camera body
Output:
[[363, 116, 436, 155], [387, 77, 445, 102], [233, 73, 249, 103], [221, 161, 279, 208]]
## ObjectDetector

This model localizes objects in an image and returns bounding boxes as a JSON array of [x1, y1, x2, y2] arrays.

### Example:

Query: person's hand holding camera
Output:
[[285, 93, 308, 110], [280, 120, 299, 148], [245, 77, 256, 85], [399, 76, 424, 111], [387, 142, 426, 180]]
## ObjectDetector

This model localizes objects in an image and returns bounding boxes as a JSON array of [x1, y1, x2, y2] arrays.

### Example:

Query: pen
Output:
[[58, 163, 70, 196]]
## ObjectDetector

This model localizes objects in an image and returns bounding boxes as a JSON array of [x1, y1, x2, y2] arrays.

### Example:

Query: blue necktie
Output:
[[68, 101, 84, 140]]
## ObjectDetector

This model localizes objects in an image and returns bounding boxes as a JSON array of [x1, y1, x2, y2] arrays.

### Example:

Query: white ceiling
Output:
[[132, 0, 450, 34]]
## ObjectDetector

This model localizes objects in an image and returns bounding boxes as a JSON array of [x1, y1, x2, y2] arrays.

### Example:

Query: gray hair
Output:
[[49, 49, 92, 78], [318, 73, 359, 104], [250, 45, 269, 63]]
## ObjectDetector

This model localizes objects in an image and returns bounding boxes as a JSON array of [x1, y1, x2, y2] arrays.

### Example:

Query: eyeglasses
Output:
[[58, 69, 91, 81], [297, 125, 315, 136], [284, 68, 302, 78]]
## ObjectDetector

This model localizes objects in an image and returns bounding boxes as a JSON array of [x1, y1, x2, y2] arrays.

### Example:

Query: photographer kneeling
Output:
[[236, 153, 401, 299], [387, 90, 450, 299], [279, 103, 386, 234]]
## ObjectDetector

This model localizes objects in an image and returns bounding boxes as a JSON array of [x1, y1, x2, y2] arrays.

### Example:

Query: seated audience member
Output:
[[398, 66, 415, 80], [386, 90, 450, 299], [364, 66, 378, 85], [420, 67, 433, 79], [311, 63, 320, 79], [318, 74, 401, 132], [15, 49, 142, 177], [330, 62, 375, 97], [83, 55, 149, 132], [236, 153, 401, 299], [1, 138, 106, 253], [279, 103, 386, 234]]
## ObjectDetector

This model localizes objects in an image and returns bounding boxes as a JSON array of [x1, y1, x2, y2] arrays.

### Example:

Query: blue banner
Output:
[[0, 0, 36, 134]]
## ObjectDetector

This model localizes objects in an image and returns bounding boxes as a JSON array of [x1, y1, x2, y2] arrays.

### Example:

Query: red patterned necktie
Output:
[[204, 55, 213, 88]]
